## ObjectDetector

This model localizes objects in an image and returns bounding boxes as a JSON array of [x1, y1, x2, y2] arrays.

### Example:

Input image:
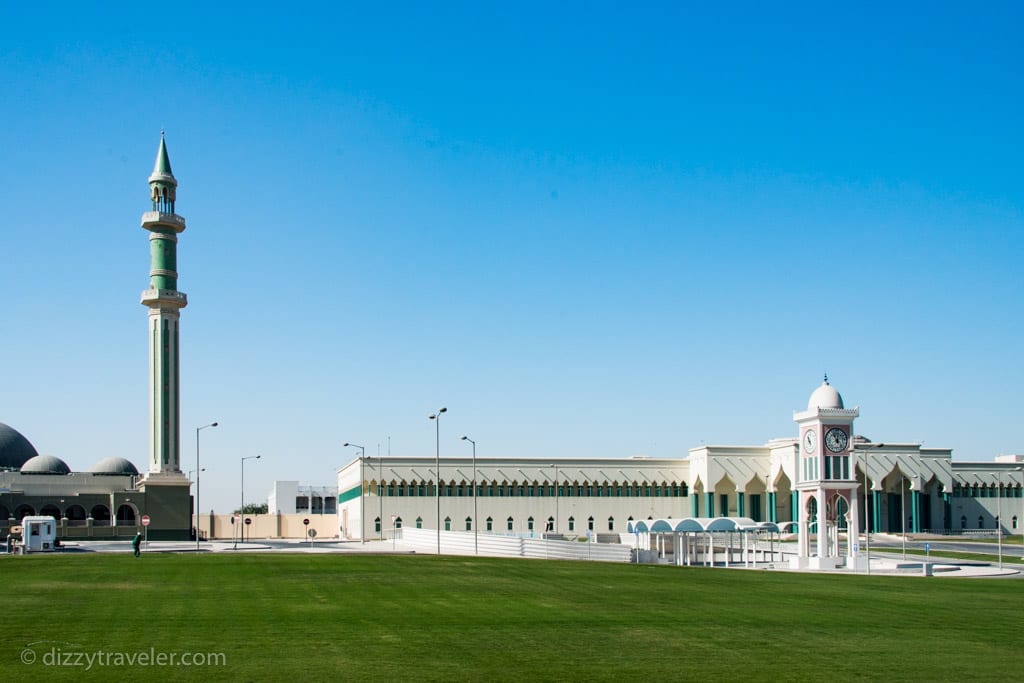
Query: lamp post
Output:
[[900, 458, 907, 560], [997, 468, 1003, 569], [1018, 466, 1024, 553], [859, 443, 884, 575], [343, 443, 366, 542], [551, 463, 559, 534], [195, 421, 218, 551], [461, 436, 477, 555], [238, 455, 260, 548], [429, 407, 447, 555]]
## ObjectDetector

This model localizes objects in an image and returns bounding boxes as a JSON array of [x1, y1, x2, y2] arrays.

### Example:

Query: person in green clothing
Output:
[[132, 532, 142, 558]]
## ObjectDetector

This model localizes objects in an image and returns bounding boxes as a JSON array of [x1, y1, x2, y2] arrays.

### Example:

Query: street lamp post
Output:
[[461, 436, 477, 555], [551, 463, 559, 534], [1018, 467, 1024, 553], [195, 422, 218, 551], [429, 407, 447, 555], [343, 443, 366, 541], [900, 458, 907, 560], [997, 468, 1003, 569], [859, 443, 884, 575], [238, 455, 261, 548]]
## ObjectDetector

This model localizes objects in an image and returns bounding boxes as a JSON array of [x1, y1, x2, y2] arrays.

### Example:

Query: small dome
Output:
[[21, 454, 71, 475], [89, 457, 139, 476], [0, 423, 39, 470], [808, 377, 844, 410]]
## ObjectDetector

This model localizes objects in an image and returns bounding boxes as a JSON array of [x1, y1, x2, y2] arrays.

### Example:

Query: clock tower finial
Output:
[[823, 372, 829, 385]]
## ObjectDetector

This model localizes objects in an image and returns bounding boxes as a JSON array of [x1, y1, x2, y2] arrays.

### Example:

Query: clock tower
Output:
[[792, 376, 860, 569]]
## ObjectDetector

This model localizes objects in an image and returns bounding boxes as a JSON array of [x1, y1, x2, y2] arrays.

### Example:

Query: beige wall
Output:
[[196, 513, 339, 540]]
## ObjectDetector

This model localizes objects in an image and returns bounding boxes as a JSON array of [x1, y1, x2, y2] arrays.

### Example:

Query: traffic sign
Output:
[[303, 518, 310, 526], [141, 515, 151, 527], [244, 517, 252, 526]]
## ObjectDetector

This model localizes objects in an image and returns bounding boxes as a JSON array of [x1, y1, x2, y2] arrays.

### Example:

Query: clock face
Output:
[[803, 430, 817, 454], [824, 427, 849, 453]]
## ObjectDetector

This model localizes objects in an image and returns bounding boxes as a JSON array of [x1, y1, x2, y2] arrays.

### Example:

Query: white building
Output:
[[336, 380, 1024, 559], [267, 481, 337, 515]]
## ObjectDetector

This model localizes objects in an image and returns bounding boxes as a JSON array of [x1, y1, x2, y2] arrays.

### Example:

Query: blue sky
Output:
[[2, 3, 1021, 513]]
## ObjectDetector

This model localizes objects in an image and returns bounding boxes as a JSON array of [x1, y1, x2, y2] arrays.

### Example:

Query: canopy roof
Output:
[[628, 517, 780, 534]]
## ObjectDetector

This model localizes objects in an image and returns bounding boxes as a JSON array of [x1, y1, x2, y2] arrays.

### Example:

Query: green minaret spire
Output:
[[141, 134, 188, 475]]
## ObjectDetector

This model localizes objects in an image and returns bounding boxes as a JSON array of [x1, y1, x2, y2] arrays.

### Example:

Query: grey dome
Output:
[[89, 457, 139, 476], [0, 423, 39, 470], [21, 454, 71, 475]]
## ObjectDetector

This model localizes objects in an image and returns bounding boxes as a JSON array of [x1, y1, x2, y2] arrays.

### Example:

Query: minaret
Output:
[[140, 133, 188, 476]]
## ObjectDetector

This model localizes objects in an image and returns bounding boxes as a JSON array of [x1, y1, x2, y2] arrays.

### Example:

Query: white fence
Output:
[[399, 527, 633, 563]]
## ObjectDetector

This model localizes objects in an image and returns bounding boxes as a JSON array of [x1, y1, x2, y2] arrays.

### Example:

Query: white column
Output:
[[816, 488, 827, 558]]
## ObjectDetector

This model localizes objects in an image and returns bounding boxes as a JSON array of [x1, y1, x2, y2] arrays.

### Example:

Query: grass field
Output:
[[2, 552, 1022, 681]]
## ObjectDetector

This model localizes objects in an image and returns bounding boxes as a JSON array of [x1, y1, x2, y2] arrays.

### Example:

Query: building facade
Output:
[[336, 379, 1024, 548]]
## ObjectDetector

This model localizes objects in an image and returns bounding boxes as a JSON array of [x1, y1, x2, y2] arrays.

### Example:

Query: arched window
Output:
[[568, 516, 575, 531], [588, 516, 595, 531], [416, 516, 423, 529], [374, 517, 381, 533], [960, 515, 966, 530], [507, 516, 514, 532], [465, 516, 472, 531], [486, 516, 493, 531], [90, 505, 109, 524], [978, 515, 984, 529], [527, 516, 534, 532], [444, 516, 451, 531], [1013, 515, 1018, 530], [395, 517, 403, 529], [608, 516, 615, 531], [546, 516, 554, 532], [116, 505, 137, 525], [40, 504, 61, 518]]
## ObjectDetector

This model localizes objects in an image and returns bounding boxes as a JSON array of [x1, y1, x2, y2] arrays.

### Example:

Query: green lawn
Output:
[[2, 553, 1021, 681]]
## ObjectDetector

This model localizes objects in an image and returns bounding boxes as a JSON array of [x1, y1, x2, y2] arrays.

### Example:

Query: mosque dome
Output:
[[20, 454, 71, 475], [0, 423, 40, 470], [808, 377, 844, 410], [88, 457, 139, 476]]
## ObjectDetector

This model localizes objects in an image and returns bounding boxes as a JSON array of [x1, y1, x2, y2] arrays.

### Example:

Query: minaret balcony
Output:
[[140, 289, 188, 308], [141, 211, 186, 233]]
